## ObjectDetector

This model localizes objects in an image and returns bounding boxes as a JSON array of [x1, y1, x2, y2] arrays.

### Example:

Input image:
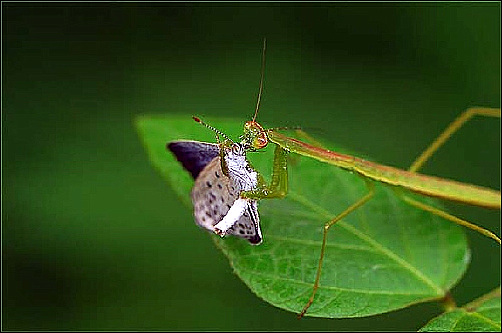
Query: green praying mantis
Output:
[[247, 107, 500, 318], [169, 39, 500, 319]]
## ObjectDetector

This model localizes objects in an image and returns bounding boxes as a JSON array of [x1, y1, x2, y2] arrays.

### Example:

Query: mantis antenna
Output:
[[252, 38, 267, 122]]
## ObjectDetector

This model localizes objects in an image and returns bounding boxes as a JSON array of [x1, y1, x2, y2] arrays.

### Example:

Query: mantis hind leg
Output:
[[399, 194, 501, 245], [407, 107, 501, 245], [409, 107, 501, 173], [298, 179, 375, 319]]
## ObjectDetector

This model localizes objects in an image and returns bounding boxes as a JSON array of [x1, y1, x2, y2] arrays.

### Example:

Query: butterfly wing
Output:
[[167, 140, 220, 179], [227, 200, 263, 245]]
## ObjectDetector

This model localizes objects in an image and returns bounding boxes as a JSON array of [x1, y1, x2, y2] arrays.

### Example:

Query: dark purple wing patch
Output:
[[167, 141, 220, 179]]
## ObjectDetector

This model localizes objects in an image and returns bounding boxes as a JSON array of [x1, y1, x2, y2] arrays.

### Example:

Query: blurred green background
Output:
[[3, 3, 500, 331]]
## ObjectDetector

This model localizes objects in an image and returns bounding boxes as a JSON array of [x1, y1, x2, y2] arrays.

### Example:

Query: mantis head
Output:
[[241, 120, 268, 151]]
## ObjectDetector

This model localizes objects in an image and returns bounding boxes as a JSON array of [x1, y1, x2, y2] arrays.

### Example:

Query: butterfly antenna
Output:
[[253, 38, 267, 122], [193, 116, 234, 143]]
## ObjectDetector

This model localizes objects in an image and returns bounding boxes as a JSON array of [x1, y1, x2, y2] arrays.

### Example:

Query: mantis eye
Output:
[[253, 133, 268, 149]]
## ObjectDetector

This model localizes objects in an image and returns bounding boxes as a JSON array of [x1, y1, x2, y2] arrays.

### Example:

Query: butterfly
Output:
[[168, 140, 263, 245]]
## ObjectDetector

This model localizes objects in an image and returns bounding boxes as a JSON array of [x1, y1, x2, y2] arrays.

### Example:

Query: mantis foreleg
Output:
[[241, 144, 289, 200]]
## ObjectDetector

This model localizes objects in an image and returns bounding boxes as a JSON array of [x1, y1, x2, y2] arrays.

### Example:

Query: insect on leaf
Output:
[[135, 114, 470, 318]]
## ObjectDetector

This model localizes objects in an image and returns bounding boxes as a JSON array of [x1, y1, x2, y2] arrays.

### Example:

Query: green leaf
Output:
[[135, 114, 469, 318], [419, 289, 501, 332]]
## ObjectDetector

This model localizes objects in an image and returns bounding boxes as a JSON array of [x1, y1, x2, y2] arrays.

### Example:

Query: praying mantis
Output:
[[167, 39, 501, 319]]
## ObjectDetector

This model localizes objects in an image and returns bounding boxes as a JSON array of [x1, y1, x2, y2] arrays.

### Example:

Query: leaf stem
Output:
[[464, 287, 501, 312], [440, 291, 457, 311]]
